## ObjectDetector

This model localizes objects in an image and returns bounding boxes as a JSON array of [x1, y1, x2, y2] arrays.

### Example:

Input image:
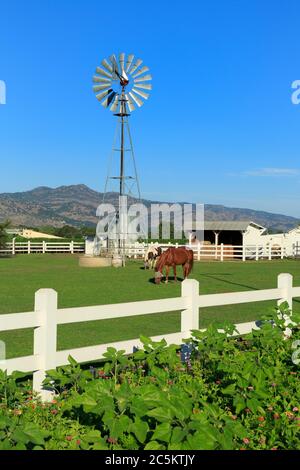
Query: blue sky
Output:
[[0, 0, 299, 217]]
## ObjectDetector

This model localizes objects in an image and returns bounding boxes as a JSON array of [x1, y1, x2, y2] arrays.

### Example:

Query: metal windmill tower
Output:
[[92, 53, 152, 261]]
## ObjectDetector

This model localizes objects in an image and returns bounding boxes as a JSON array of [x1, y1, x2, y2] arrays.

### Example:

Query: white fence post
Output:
[[70, 241, 74, 254], [256, 245, 259, 261], [28, 241, 31, 255], [181, 279, 199, 333], [43, 241, 46, 254], [221, 243, 224, 262], [277, 273, 293, 310], [268, 245, 272, 261], [33, 289, 58, 401], [242, 245, 246, 262], [134, 242, 138, 259], [197, 242, 200, 261], [281, 246, 284, 260], [12, 238, 15, 255], [277, 273, 293, 337]]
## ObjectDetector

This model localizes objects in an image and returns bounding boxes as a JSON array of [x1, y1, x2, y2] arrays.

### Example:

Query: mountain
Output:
[[0, 184, 298, 232]]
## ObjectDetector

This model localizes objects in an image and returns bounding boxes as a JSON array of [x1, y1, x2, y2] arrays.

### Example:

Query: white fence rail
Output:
[[126, 242, 289, 261], [0, 241, 85, 255], [0, 273, 299, 400]]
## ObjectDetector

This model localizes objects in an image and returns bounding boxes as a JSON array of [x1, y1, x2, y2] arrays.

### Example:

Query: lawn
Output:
[[0, 255, 300, 359]]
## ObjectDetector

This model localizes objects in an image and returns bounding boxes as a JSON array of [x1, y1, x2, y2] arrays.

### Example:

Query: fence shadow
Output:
[[200, 273, 257, 291]]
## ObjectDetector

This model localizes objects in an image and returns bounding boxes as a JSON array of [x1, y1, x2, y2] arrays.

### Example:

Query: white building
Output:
[[189, 221, 300, 257], [189, 221, 267, 246], [260, 225, 300, 256]]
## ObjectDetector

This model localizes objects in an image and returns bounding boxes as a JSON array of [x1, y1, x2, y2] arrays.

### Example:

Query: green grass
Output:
[[0, 255, 300, 359]]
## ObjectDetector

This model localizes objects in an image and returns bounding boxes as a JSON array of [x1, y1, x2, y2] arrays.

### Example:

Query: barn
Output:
[[189, 220, 267, 247]]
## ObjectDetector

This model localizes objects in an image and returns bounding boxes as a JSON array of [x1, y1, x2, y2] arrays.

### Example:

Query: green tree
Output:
[[54, 225, 81, 239], [0, 220, 11, 251]]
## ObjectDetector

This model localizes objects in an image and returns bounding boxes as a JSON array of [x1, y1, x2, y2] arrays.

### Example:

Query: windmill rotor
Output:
[[93, 52, 152, 114]]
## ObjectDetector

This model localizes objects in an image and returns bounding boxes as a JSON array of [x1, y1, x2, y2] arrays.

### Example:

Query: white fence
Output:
[[0, 240, 298, 260], [0, 273, 299, 401], [126, 242, 290, 261], [0, 241, 85, 255]]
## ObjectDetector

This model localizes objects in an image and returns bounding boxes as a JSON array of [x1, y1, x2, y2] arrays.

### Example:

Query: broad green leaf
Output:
[[67, 355, 78, 366], [130, 418, 149, 444], [221, 384, 236, 395], [152, 423, 172, 443], [144, 440, 166, 450], [147, 406, 174, 422], [187, 429, 217, 450]]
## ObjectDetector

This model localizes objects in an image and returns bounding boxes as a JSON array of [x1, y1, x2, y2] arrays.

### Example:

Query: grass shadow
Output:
[[148, 276, 184, 284]]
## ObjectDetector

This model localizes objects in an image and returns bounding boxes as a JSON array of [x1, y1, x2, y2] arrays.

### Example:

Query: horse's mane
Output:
[[155, 249, 168, 272]]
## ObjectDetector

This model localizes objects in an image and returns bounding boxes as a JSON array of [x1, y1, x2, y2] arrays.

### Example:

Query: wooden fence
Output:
[[0, 273, 299, 401]]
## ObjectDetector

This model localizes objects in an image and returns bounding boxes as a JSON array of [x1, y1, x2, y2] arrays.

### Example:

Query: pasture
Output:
[[0, 255, 299, 359]]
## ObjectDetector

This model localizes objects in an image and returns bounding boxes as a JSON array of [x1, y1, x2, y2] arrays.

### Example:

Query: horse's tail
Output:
[[187, 250, 194, 275]]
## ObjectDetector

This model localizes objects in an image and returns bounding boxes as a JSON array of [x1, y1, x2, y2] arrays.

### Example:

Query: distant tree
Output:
[[54, 225, 82, 239], [147, 222, 187, 243], [38, 226, 57, 235], [35, 225, 96, 240], [79, 226, 96, 237], [0, 220, 11, 251]]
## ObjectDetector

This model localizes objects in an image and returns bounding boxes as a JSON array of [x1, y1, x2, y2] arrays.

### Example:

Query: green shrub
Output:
[[0, 220, 10, 251], [1, 304, 300, 450]]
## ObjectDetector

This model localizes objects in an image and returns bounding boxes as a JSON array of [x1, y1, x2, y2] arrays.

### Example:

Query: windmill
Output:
[[93, 53, 152, 262]]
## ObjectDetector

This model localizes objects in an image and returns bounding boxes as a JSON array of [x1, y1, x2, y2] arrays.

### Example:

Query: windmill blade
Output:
[[132, 87, 149, 100], [101, 59, 113, 73], [95, 67, 112, 79], [93, 84, 111, 93], [109, 54, 119, 79], [134, 82, 152, 91], [119, 52, 125, 71], [125, 54, 134, 72], [95, 89, 113, 102], [122, 69, 129, 81], [129, 59, 143, 75], [102, 91, 116, 108], [110, 94, 119, 112], [125, 93, 135, 112], [134, 74, 152, 83], [93, 76, 112, 84], [129, 91, 144, 107], [132, 66, 149, 78]]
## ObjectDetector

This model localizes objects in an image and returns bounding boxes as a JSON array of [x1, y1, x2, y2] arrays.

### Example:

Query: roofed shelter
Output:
[[189, 221, 266, 246]]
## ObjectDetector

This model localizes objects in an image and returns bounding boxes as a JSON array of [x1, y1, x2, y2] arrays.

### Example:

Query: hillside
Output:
[[0, 184, 298, 232]]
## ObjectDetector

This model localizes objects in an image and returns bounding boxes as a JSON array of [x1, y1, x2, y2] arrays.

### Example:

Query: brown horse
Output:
[[154, 247, 194, 284]]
